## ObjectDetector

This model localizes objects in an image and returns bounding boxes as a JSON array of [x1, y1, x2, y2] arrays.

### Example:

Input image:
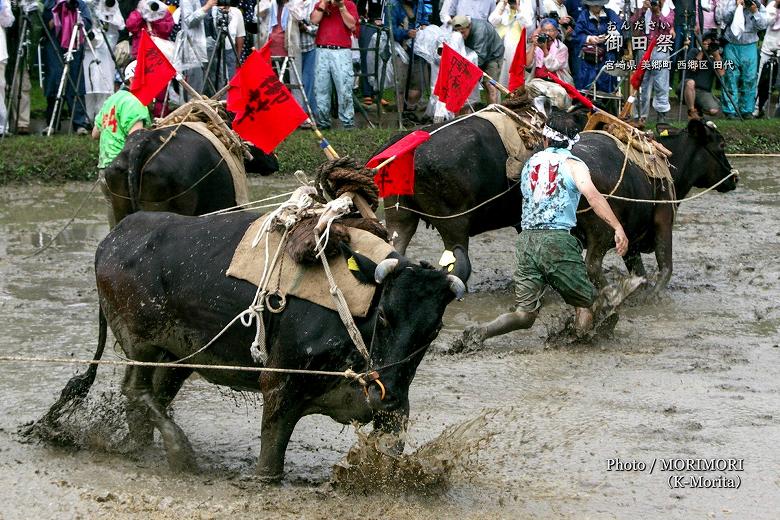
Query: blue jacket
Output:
[[386, 0, 431, 43]]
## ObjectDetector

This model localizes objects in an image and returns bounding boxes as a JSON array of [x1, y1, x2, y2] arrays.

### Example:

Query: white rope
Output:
[[0, 355, 365, 380], [314, 230, 371, 361], [597, 172, 737, 204], [199, 190, 296, 217], [389, 181, 519, 220]]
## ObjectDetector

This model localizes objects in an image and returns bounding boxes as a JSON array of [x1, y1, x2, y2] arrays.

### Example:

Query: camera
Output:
[[707, 40, 720, 54], [650, 0, 659, 6], [67, 0, 79, 10], [217, 0, 237, 6], [743, 0, 756, 7], [104, 0, 116, 6], [147, 0, 161, 11], [546, 10, 573, 29], [537, 33, 550, 44]]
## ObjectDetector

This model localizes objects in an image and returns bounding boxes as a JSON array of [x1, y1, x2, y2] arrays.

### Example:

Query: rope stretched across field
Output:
[[388, 171, 737, 220], [0, 355, 366, 380]]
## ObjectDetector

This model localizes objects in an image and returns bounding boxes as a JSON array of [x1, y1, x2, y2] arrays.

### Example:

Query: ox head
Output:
[[341, 245, 471, 413], [660, 119, 739, 193]]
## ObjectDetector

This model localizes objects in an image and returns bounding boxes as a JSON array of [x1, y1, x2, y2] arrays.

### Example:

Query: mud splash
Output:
[[23, 389, 130, 453], [331, 409, 503, 495]]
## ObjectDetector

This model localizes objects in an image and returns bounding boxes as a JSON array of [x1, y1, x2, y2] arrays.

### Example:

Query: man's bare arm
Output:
[[568, 159, 629, 256]]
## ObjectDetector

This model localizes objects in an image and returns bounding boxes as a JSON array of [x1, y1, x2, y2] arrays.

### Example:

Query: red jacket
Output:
[[126, 10, 174, 57]]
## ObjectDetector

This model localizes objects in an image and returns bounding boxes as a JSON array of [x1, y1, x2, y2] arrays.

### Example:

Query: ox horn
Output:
[[374, 258, 400, 284], [447, 275, 466, 301]]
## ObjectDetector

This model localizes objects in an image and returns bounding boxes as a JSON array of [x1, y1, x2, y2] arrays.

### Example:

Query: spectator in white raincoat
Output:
[[83, 0, 124, 120]]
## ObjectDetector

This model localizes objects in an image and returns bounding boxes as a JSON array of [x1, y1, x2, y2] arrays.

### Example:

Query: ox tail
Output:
[[126, 138, 148, 214], [30, 306, 108, 433]]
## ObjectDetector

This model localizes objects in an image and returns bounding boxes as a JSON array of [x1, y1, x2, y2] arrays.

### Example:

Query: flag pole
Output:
[[482, 73, 512, 96]]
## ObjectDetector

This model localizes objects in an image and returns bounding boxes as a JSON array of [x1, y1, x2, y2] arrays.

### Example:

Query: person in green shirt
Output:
[[92, 61, 152, 167], [92, 61, 152, 226]]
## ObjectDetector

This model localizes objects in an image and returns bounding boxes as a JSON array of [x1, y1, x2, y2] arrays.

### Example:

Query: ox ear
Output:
[[686, 118, 709, 143], [340, 243, 378, 285], [439, 245, 471, 284]]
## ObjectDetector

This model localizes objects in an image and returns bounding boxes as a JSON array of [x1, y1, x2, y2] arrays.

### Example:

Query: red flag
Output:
[[227, 49, 308, 153], [366, 130, 430, 197], [508, 27, 527, 92], [433, 44, 484, 113], [538, 70, 595, 111], [227, 41, 273, 114], [630, 36, 658, 90], [258, 39, 272, 63], [129, 30, 176, 106]]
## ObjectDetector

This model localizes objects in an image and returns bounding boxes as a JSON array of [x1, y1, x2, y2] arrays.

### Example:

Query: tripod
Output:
[[47, 7, 96, 136], [675, 11, 695, 121], [6, 1, 70, 135], [203, 8, 240, 96]]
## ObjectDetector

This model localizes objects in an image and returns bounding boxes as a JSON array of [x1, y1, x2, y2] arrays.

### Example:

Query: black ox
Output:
[[49, 211, 469, 481], [381, 118, 737, 292], [103, 126, 278, 226]]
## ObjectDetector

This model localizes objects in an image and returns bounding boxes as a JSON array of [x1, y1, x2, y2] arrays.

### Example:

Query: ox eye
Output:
[[377, 309, 389, 328]]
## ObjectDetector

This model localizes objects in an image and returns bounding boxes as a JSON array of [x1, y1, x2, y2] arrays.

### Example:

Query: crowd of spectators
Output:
[[1, 0, 780, 136]]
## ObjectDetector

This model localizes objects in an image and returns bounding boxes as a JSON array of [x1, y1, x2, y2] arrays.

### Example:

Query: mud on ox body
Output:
[[381, 117, 737, 292], [102, 126, 278, 226], [54, 211, 469, 481]]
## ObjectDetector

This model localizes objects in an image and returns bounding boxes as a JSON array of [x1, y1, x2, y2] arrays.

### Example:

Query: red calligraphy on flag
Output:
[[508, 27, 527, 92], [129, 30, 176, 106], [366, 130, 430, 197], [433, 44, 484, 113], [227, 49, 308, 153], [630, 35, 658, 90]]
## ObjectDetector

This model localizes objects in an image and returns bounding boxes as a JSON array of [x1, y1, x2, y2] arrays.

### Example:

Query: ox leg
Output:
[[257, 382, 302, 482], [385, 199, 419, 255], [152, 365, 193, 410], [584, 238, 609, 289], [623, 253, 647, 277], [121, 352, 198, 472], [372, 398, 410, 456], [652, 206, 674, 294]]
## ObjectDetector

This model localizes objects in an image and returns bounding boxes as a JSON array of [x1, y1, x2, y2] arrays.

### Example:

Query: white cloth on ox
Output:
[[176, 121, 249, 206], [474, 110, 537, 180], [227, 215, 396, 318]]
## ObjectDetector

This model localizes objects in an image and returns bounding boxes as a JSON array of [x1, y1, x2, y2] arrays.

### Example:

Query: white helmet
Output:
[[124, 60, 137, 82]]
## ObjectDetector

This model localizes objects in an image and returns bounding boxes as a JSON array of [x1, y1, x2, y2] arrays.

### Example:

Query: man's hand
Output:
[[614, 226, 628, 256], [204, 0, 217, 10], [642, 0, 650, 9], [736, 0, 744, 6], [408, 28, 417, 38]]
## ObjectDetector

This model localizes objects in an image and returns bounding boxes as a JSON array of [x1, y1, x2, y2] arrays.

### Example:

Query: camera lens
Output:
[[149, 1, 159, 11], [105, 0, 116, 6]]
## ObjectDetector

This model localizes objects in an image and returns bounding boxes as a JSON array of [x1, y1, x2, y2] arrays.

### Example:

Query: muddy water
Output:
[[0, 159, 778, 519]]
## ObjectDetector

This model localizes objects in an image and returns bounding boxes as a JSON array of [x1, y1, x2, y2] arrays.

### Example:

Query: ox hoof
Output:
[[449, 326, 486, 354], [255, 470, 283, 484], [166, 447, 200, 473]]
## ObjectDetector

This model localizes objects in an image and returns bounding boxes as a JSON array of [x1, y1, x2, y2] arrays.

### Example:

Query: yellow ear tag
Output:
[[347, 256, 359, 271], [659, 129, 669, 137], [438, 250, 457, 267]]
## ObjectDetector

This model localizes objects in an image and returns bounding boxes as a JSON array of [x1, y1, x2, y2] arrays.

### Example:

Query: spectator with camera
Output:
[[489, 0, 534, 87], [451, 14, 504, 103], [126, 0, 173, 58], [42, 0, 93, 135], [629, 0, 674, 123], [716, 0, 767, 119], [179, 0, 219, 98], [82, 0, 124, 121], [310, 0, 359, 129], [683, 30, 724, 118], [387, 0, 430, 116], [208, 0, 245, 89], [573, 0, 622, 92], [756, 0, 780, 117], [527, 18, 574, 107]]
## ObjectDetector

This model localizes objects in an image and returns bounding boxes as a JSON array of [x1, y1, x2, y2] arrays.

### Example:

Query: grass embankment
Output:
[[1, 119, 777, 184]]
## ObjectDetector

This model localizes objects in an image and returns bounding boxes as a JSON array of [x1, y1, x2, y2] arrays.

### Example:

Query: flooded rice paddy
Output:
[[0, 158, 778, 519]]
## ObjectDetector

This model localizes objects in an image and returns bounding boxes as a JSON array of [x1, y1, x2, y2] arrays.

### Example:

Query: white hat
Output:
[[124, 60, 137, 82]]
